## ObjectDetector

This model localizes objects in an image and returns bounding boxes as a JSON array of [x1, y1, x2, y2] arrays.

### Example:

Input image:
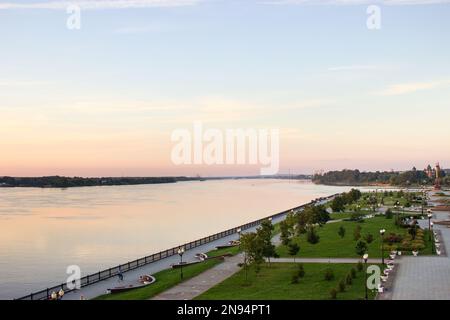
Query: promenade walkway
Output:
[[152, 254, 244, 300], [390, 194, 450, 300]]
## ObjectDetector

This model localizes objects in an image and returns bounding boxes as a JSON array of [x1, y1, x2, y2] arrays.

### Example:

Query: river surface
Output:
[[0, 179, 364, 299]]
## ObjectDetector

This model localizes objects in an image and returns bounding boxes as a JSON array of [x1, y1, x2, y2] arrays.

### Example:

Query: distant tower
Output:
[[435, 162, 442, 190]]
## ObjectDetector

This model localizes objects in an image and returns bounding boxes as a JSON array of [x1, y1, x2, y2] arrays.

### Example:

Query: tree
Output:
[[307, 226, 320, 244], [355, 240, 368, 256], [364, 233, 374, 244], [280, 220, 292, 246], [288, 242, 300, 263], [331, 196, 346, 212], [241, 232, 265, 282], [324, 268, 335, 281], [297, 264, 305, 278], [257, 219, 277, 266], [353, 226, 362, 241], [338, 226, 346, 239]]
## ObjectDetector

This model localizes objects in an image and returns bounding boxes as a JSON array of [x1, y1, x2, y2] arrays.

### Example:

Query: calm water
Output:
[[0, 179, 356, 299]]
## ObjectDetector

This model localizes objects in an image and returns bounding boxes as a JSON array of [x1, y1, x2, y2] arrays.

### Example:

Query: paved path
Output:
[[269, 258, 382, 264], [152, 254, 243, 300], [391, 193, 450, 300]]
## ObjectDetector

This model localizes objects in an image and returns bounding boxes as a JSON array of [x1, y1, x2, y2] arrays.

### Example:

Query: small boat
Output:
[[216, 240, 240, 250], [195, 253, 208, 261], [107, 275, 156, 294]]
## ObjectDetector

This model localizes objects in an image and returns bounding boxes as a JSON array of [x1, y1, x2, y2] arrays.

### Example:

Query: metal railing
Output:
[[16, 194, 338, 300]]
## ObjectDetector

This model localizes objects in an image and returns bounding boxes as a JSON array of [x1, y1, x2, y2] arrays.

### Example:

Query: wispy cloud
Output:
[[379, 80, 450, 96], [0, 0, 201, 10], [328, 65, 377, 72], [264, 0, 450, 5]]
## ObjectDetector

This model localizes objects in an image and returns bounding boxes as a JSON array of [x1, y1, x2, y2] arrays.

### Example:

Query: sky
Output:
[[0, 0, 450, 177]]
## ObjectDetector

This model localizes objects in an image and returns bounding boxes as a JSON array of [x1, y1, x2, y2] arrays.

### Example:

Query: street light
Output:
[[363, 253, 369, 300], [431, 222, 435, 254], [177, 246, 185, 280], [428, 212, 433, 241], [380, 229, 386, 265]]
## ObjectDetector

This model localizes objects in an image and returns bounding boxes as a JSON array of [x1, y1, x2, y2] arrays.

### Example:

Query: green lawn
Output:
[[196, 263, 377, 300], [276, 215, 428, 258], [95, 246, 240, 300]]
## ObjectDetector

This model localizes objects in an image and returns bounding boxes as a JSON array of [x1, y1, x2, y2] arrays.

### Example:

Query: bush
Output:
[[324, 268, 335, 281], [338, 279, 346, 292], [329, 288, 338, 299], [386, 233, 403, 244], [385, 209, 393, 219], [338, 226, 346, 239], [297, 264, 305, 278], [356, 261, 363, 272], [364, 233, 374, 244], [346, 273, 353, 285], [351, 268, 357, 278]]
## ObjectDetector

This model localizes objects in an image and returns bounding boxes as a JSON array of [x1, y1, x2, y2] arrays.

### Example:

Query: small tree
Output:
[[355, 240, 368, 257], [307, 226, 320, 244], [280, 220, 292, 246], [364, 233, 374, 244], [338, 279, 346, 292], [291, 274, 300, 284], [356, 261, 364, 272], [329, 288, 338, 300], [353, 228, 361, 241], [346, 273, 353, 285], [351, 267, 357, 278], [324, 268, 335, 281], [297, 264, 305, 278], [338, 226, 346, 239], [288, 242, 300, 263]]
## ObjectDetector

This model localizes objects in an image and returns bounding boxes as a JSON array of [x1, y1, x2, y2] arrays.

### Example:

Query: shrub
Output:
[[364, 233, 374, 244], [346, 273, 353, 285], [338, 226, 346, 239], [385, 209, 393, 219], [324, 268, 335, 281], [386, 233, 403, 244], [351, 268, 357, 278], [329, 288, 338, 300], [356, 261, 363, 272], [297, 264, 305, 278], [338, 279, 346, 292]]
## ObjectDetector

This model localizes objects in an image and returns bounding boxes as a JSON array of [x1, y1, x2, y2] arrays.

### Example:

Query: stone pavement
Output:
[[391, 194, 450, 300], [152, 254, 244, 300]]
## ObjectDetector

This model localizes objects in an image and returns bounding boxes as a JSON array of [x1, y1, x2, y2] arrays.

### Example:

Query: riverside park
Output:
[[77, 187, 449, 301]]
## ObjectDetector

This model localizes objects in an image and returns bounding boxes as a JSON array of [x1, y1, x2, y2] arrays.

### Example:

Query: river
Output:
[[0, 179, 360, 299]]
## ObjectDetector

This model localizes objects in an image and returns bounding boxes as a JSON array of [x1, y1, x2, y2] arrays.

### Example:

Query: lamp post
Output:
[[431, 222, 435, 254], [177, 246, 185, 280], [428, 211, 433, 241], [380, 229, 386, 265], [363, 253, 369, 300]]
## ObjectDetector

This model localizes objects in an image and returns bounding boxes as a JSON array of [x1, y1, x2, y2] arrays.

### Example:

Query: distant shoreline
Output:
[[0, 175, 311, 189]]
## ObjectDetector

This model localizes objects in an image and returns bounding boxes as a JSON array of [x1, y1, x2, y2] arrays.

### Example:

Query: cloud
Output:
[[379, 80, 450, 96], [263, 0, 450, 5], [0, 0, 201, 10], [328, 65, 377, 72]]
